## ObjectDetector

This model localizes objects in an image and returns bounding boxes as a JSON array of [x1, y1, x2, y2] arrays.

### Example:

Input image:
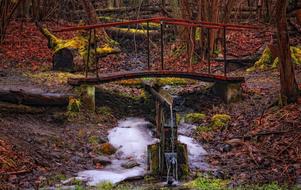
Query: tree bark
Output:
[[275, 0, 299, 104]]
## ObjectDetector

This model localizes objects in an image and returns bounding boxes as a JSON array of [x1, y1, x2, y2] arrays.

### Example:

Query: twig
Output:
[[276, 134, 301, 157], [6, 169, 31, 175]]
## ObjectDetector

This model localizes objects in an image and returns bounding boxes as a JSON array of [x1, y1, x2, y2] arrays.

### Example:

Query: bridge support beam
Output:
[[212, 82, 243, 103], [78, 85, 95, 112]]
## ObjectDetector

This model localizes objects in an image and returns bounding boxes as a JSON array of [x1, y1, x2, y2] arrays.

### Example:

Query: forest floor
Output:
[[0, 21, 301, 189]]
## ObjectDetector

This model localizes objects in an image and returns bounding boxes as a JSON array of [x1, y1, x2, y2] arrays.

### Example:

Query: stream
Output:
[[77, 117, 209, 186]]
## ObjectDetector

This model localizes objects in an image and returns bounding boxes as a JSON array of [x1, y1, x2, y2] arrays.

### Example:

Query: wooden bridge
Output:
[[52, 17, 257, 86]]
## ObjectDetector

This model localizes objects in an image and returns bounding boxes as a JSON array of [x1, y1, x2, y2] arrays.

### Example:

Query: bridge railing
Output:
[[52, 17, 259, 79]]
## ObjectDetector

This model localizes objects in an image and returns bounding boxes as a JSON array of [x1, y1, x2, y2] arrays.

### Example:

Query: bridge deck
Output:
[[68, 70, 245, 86]]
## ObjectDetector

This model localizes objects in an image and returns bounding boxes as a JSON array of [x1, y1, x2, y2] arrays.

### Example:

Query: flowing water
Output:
[[77, 117, 209, 186]]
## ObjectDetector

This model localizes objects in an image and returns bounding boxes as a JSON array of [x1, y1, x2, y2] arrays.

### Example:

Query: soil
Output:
[[0, 19, 301, 190]]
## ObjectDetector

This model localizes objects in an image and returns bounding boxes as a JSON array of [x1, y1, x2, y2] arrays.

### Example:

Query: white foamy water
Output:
[[78, 118, 157, 186], [78, 118, 209, 186], [178, 135, 209, 170]]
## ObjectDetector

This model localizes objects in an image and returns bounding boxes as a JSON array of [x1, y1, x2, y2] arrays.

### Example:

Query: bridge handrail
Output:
[[52, 17, 260, 33]]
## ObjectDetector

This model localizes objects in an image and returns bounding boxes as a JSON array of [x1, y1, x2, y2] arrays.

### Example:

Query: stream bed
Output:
[[77, 117, 209, 186]]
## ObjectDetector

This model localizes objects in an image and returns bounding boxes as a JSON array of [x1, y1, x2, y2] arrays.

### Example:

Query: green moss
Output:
[[88, 135, 99, 145], [67, 97, 81, 112], [186, 176, 228, 190], [271, 57, 280, 69], [142, 77, 196, 86], [247, 47, 272, 72], [247, 46, 301, 72], [291, 46, 301, 65], [176, 113, 181, 125], [184, 113, 206, 124], [97, 106, 112, 116], [111, 27, 157, 35], [211, 114, 231, 128], [196, 125, 212, 132], [96, 181, 114, 190], [40, 27, 120, 66], [24, 72, 84, 85], [148, 143, 160, 175]]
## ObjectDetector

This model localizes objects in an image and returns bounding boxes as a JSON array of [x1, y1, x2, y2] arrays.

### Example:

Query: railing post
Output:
[[147, 21, 151, 70], [94, 29, 99, 78], [85, 29, 92, 78], [160, 21, 164, 70], [223, 26, 227, 77], [207, 28, 211, 74]]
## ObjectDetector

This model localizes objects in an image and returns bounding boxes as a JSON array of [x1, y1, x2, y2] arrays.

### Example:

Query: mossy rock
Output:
[[211, 114, 231, 128], [247, 46, 301, 72], [99, 143, 116, 155], [184, 113, 206, 124]]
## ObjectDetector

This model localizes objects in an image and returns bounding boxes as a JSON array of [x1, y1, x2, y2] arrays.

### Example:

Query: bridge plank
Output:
[[68, 70, 245, 86]]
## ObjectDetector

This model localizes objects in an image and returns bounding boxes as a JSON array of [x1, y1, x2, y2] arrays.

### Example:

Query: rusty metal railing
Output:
[[52, 17, 259, 79]]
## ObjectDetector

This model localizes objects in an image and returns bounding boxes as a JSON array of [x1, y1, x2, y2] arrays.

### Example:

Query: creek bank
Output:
[[75, 116, 211, 187]]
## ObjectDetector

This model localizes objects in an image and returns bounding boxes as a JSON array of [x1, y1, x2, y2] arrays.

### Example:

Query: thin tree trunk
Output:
[[275, 0, 299, 104]]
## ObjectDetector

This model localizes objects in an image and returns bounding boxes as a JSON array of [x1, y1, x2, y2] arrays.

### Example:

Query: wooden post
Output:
[[79, 85, 95, 112]]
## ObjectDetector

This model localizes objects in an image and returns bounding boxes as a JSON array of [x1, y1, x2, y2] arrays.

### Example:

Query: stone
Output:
[[212, 82, 243, 103], [221, 144, 232, 153], [225, 139, 244, 147], [121, 160, 140, 169], [99, 143, 117, 155], [212, 170, 225, 179], [92, 156, 112, 166]]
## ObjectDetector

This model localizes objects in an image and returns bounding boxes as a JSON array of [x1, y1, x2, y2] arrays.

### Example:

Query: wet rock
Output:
[[71, 156, 81, 163], [121, 160, 140, 169], [92, 156, 112, 166], [212, 170, 225, 179], [99, 137, 108, 144], [225, 139, 244, 147], [99, 143, 117, 155], [221, 144, 232, 152]]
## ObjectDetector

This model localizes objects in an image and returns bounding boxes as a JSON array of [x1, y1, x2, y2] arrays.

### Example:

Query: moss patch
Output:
[[247, 46, 301, 72], [211, 114, 231, 128], [184, 113, 206, 124], [186, 176, 229, 190], [67, 97, 81, 112]]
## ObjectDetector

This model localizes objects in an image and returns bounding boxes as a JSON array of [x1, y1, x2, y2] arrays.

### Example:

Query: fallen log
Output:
[[0, 101, 46, 114], [106, 27, 160, 40], [36, 23, 120, 72], [0, 89, 74, 107]]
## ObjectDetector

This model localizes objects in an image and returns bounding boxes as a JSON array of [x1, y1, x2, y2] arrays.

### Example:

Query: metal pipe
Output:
[[147, 21, 150, 70], [85, 29, 92, 78], [160, 21, 164, 70], [94, 29, 99, 78], [207, 28, 211, 74], [223, 26, 227, 77]]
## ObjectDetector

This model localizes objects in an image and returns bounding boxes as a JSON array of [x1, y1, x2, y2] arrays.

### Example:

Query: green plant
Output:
[[186, 176, 228, 190], [96, 181, 114, 190], [88, 135, 99, 145], [211, 114, 231, 128], [97, 106, 112, 116], [196, 125, 212, 133], [184, 113, 206, 124]]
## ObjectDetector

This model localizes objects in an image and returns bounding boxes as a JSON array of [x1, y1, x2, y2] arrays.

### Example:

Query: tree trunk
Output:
[[275, 0, 299, 104]]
